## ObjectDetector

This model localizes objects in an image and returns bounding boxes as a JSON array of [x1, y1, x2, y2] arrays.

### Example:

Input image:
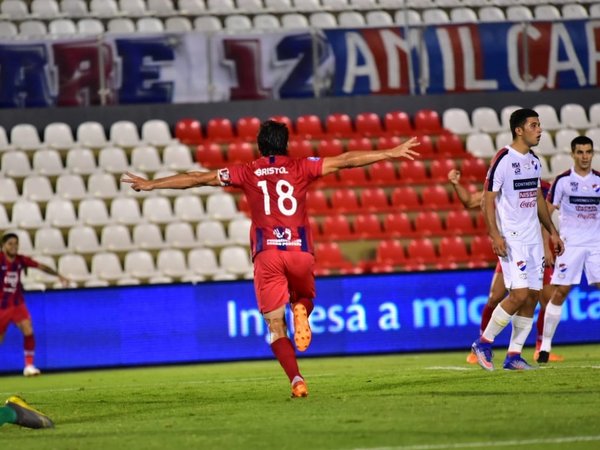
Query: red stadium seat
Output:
[[326, 113, 354, 137], [384, 111, 413, 135], [306, 190, 330, 214], [421, 185, 452, 209], [227, 142, 255, 164], [445, 210, 476, 234], [337, 167, 368, 187], [414, 211, 445, 236], [382, 212, 414, 237], [439, 236, 471, 265], [397, 160, 428, 183], [429, 158, 457, 182], [470, 235, 497, 263], [474, 212, 487, 233], [269, 115, 294, 134], [368, 160, 398, 185], [309, 216, 321, 238], [359, 187, 390, 212], [416, 134, 436, 156], [375, 239, 406, 267], [346, 137, 373, 152], [436, 132, 467, 157], [322, 214, 353, 240], [316, 138, 344, 157], [390, 186, 420, 211], [314, 242, 356, 275], [206, 118, 234, 142], [354, 214, 384, 239], [406, 238, 439, 267], [376, 135, 402, 150], [414, 109, 443, 134], [355, 112, 383, 137], [461, 158, 488, 182], [330, 189, 360, 213], [288, 139, 314, 158], [236, 116, 261, 141], [196, 143, 224, 169], [175, 118, 203, 145], [296, 114, 324, 138]]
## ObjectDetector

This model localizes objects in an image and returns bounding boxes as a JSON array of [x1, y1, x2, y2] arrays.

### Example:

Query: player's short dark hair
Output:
[[257, 120, 289, 156], [509, 108, 539, 138], [571, 135, 593, 152], [1, 232, 18, 245]]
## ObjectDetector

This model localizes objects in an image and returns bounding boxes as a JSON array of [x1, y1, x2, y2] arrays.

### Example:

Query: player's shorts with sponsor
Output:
[[498, 240, 544, 290], [0, 303, 31, 335], [551, 245, 600, 286], [253, 249, 315, 314]]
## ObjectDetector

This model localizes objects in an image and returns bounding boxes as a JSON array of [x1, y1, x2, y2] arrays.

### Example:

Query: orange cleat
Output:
[[466, 351, 478, 364], [293, 303, 311, 352], [291, 380, 308, 398]]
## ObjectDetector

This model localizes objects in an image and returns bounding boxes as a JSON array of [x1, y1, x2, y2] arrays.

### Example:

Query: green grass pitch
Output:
[[1, 344, 599, 450]]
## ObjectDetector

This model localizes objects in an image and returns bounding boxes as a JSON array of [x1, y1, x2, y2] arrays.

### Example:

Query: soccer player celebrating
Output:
[[537, 136, 600, 363], [471, 108, 564, 371], [122, 120, 420, 397], [1, 233, 69, 376]]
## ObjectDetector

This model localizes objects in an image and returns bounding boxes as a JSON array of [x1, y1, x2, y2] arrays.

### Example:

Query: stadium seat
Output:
[[11, 124, 43, 151], [537, 131, 558, 156], [394, 8, 421, 25], [550, 154, 572, 176], [188, 248, 227, 279], [1, 0, 29, 18], [390, 186, 420, 211], [220, 246, 253, 277], [1, 151, 31, 178], [107, 17, 136, 32], [206, 118, 235, 142], [470, 235, 496, 264], [366, 10, 393, 26], [32, 149, 64, 176], [506, 6, 533, 21], [478, 6, 505, 22], [322, 0, 348, 10], [98, 147, 129, 174], [414, 109, 442, 134], [375, 136, 401, 151], [197, 220, 230, 247], [44, 122, 75, 149], [460, 158, 488, 182], [423, 8, 450, 24], [58, 254, 94, 285], [555, 129, 579, 154], [436, 133, 466, 157], [353, 213, 384, 239], [164, 222, 196, 249], [560, 104, 592, 130], [384, 111, 412, 135], [46, 198, 78, 228], [156, 249, 198, 282], [296, 114, 324, 138], [121, 0, 148, 17], [22, 175, 54, 202], [309, 12, 337, 28], [406, 237, 439, 268], [534, 5, 560, 20], [321, 215, 353, 240], [534, 104, 562, 131], [359, 187, 390, 212], [383, 212, 414, 238], [61, 0, 88, 15], [77, 121, 110, 148], [368, 160, 397, 185], [141, 120, 176, 147], [443, 108, 475, 135], [88, 173, 119, 199], [422, 185, 454, 210], [355, 112, 383, 137], [439, 236, 471, 267], [495, 131, 512, 151], [77, 18, 105, 34], [163, 144, 195, 171], [110, 121, 142, 147], [450, 7, 477, 23], [265, 0, 291, 10], [471, 107, 503, 133], [101, 224, 134, 251], [227, 142, 255, 164], [288, 139, 314, 158], [227, 217, 251, 246], [562, 4, 588, 19], [346, 137, 372, 152], [280, 13, 309, 29], [78, 198, 111, 226], [445, 210, 476, 234], [338, 167, 368, 186], [194, 15, 222, 31], [0, 177, 19, 204], [34, 227, 68, 256], [174, 119, 203, 145], [397, 160, 428, 183], [236, 116, 261, 141], [148, 0, 175, 14], [48, 18, 77, 35], [429, 158, 457, 182], [414, 211, 445, 236], [142, 197, 175, 224], [11, 200, 44, 229], [253, 14, 281, 29], [90, 0, 119, 16], [316, 139, 344, 157], [196, 143, 225, 169], [224, 14, 252, 31], [326, 113, 354, 137], [206, 192, 241, 220], [19, 20, 48, 36], [374, 239, 406, 270], [466, 133, 496, 159], [330, 189, 360, 213], [165, 16, 193, 32], [67, 225, 101, 254], [314, 242, 355, 275], [124, 250, 165, 283], [338, 11, 366, 27], [111, 197, 143, 225], [174, 194, 206, 222], [306, 190, 330, 214]]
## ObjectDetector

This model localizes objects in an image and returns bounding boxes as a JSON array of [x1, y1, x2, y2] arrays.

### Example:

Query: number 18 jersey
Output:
[[218, 155, 324, 258]]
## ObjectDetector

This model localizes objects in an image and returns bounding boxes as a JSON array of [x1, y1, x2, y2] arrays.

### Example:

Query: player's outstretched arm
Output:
[[121, 170, 221, 192], [38, 264, 69, 287], [321, 137, 420, 176], [448, 169, 482, 210]]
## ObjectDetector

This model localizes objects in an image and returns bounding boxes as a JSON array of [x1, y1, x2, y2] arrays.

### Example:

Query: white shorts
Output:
[[551, 245, 600, 286], [498, 241, 544, 291]]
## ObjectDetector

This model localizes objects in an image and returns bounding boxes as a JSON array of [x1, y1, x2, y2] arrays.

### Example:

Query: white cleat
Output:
[[23, 365, 41, 377]]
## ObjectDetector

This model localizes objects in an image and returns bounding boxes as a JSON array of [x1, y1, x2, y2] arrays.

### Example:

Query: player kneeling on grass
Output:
[[0, 396, 54, 429], [122, 120, 420, 397]]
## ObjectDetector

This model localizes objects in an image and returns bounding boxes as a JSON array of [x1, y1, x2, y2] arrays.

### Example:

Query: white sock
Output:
[[540, 302, 563, 352], [291, 375, 304, 386], [508, 315, 533, 354], [481, 305, 513, 343]]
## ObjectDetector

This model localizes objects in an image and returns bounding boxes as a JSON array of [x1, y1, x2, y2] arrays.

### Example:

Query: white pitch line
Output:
[[354, 434, 600, 450]]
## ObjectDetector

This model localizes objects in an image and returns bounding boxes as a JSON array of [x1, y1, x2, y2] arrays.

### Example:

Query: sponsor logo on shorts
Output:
[[517, 260, 527, 271], [267, 227, 302, 247]]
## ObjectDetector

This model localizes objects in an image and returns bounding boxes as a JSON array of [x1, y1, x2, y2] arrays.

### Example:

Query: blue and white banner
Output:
[[1, 270, 598, 372]]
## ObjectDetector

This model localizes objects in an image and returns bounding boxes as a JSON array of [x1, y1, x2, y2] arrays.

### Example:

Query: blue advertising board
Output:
[[1, 270, 598, 373]]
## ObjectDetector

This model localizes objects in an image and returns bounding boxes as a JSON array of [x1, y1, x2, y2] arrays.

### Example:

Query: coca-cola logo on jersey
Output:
[[519, 200, 536, 208]]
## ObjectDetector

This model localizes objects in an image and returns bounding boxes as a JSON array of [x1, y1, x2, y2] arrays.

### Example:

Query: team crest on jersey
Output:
[[516, 260, 527, 271], [512, 162, 521, 175], [532, 160, 538, 171], [594, 184, 600, 193], [570, 181, 578, 192]]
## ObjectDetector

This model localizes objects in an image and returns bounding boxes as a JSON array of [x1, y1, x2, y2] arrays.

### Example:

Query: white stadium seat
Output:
[[34, 227, 68, 256], [77, 121, 111, 148], [22, 175, 54, 202], [110, 197, 143, 225], [471, 107, 503, 133], [67, 225, 101, 254], [45, 198, 78, 228], [2, 151, 32, 177], [98, 147, 130, 174], [132, 223, 166, 250], [56, 174, 87, 200], [174, 194, 206, 222], [196, 220, 230, 247], [560, 104, 592, 129], [164, 222, 197, 249], [365, 11, 393, 26], [101, 224, 134, 251], [443, 108, 475, 135], [78, 198, 111, 226], [32, 149, 65, 176], [219, 245, 253, 277], [65, 148, 97, 175], [466, 133, 496, 159]]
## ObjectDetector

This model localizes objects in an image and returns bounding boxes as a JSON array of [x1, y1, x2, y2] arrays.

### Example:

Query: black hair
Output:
[[571, 135, 593, 152], [1, 232, 18, 245], [509, 108, 539, 139], [257, 120, 289, 156]]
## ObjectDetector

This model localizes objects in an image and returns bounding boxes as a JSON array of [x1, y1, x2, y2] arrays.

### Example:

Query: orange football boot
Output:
[[293, 303, 311, 352]]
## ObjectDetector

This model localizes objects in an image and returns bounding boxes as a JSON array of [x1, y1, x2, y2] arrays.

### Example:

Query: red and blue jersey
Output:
[[218, 155, 323, 258], [0, 253, 38, 309]]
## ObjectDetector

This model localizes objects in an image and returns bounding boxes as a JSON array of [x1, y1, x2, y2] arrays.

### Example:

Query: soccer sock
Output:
[[541, 302, 563, 352], [0, 406, 17, 426], [536, 306, 546, 347], [480, 304, 495, 335], [481, 305, 512, 343], [507, 315, 533, 354], [294, 298, 314, 317], [24, 334, 35, 367], [270, 337, 301, 383]]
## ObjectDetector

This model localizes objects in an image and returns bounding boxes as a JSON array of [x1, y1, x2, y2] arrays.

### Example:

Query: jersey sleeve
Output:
[[218, 165, 245, 187], [20, 255, 39, 268], [299, 157, 324, 182], [549, 178, 563, 207], [488, 157, 505, 192]]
